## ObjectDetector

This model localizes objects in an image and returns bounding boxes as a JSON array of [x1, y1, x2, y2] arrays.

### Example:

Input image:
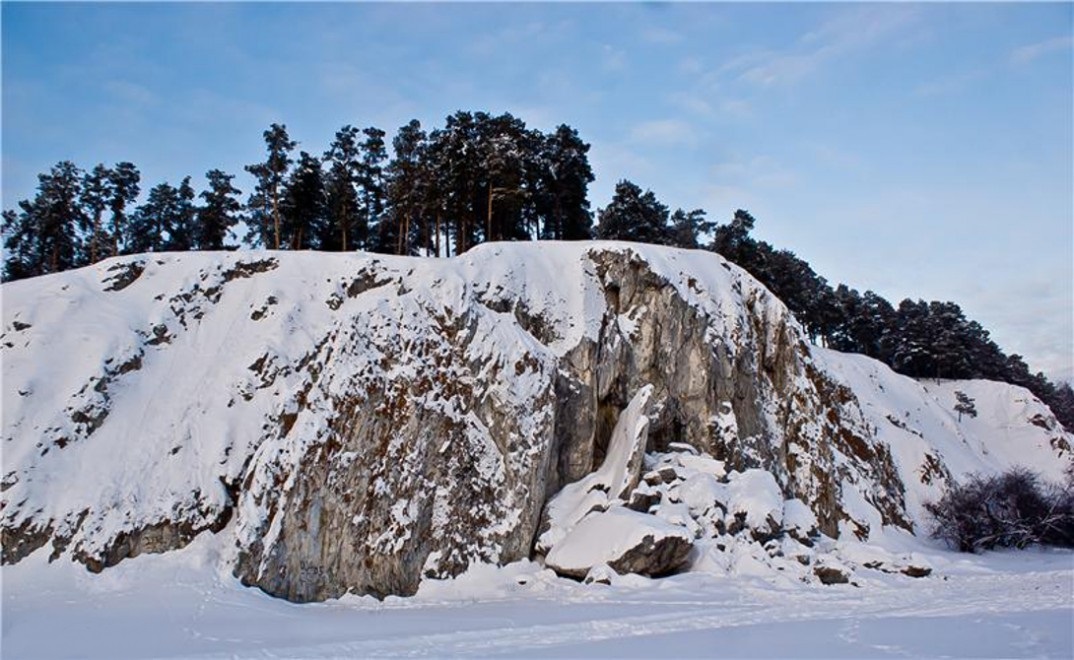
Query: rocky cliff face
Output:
[[3, 243, 1069, 601]]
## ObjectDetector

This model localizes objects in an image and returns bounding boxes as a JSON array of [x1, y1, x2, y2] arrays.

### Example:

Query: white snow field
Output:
[[2, 531, 1071, 659]]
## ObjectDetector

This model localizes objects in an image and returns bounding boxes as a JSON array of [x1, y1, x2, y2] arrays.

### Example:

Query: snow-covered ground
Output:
[[3, 531, 1071, 659]]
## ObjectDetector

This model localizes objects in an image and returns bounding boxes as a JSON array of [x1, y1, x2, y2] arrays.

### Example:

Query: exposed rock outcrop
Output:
[[3, 243, 1070, 601]]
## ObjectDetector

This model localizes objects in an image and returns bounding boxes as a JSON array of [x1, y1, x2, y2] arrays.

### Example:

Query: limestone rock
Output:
[[3, 243, 1068, 602], [536, 385, 654, 555], [544, 508, 693, 579], [814, 565, 851, 585]]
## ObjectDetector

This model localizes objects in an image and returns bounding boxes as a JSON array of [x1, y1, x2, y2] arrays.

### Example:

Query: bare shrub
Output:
[[925, 467, 1074, 552]]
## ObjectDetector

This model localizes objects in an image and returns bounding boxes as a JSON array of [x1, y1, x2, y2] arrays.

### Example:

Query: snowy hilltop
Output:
[[2, 242, 1070, 602]]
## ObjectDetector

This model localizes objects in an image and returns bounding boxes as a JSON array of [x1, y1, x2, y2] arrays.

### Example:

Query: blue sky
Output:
[[3, 2, 1071, 380]]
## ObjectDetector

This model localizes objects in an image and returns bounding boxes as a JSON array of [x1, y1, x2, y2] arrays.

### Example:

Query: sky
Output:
[[2, 2, 1071, 381]]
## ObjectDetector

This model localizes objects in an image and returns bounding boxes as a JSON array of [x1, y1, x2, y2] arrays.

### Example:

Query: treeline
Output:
[[3, 110, 1071, 429], [2, 111, 593, 279]]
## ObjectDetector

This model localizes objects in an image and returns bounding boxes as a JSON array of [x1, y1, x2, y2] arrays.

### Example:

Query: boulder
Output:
[[544, 508, 693, 579], [814, 565, 851, 585]]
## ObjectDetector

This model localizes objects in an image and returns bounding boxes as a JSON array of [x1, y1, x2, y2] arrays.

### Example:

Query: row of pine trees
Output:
[[3, 110, 1071, 429], [3, 111, 595, 278]]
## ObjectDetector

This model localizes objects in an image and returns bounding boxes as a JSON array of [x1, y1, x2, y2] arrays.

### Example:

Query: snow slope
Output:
[[813, 348, 1071, 530]]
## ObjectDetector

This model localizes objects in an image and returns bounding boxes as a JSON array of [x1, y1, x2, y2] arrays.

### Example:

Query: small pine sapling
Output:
[[954, 390, 977, 422]]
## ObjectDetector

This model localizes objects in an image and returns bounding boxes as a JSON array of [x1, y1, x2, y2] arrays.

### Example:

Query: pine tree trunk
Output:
[[553, 198, 563, 240], [112, 215, 120, 258], [91, 211, 101, 263], [435, 210, 441, 257], [487, 186, 493, 242], [271, 186, 280, 250], [420, 206, 429, 256], [340, 198, 348, 252]]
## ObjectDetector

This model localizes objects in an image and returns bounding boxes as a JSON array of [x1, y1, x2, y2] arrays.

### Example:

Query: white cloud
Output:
[[738, 52, 818, 87], [806, 142, 863, 171], [1010, 36, 1073, 65], [667, 92, 751, 121], [722, 5, 921, 87], [642, 27, 684, 45], [669, 92, 714, 116], [628, 119, 696, 147], [914, 69, 989, 97], [601, 44, 627, 72], [954, 274, 1074, 381], [712, 155, 798, 189], [719, 99, 752, 119], [678, 57, 704, 75], [469, 21, 551, 57], [104, 80, 158, 107]]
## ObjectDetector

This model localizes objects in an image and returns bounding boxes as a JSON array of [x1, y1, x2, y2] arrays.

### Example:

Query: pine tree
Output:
[[245, 123, 296, 249], [830, 285, 895, 358], [435, 111, 484, 255], [323, 125, 362, 251], [668, 208, 712, 249], [889, 299, 943, 379], [422, 125, 452, 256], [165, 177, 197, 251], [596, 180, 671, 244], [380, 119, 428, 255], [357, 127, 387, 251], [1050, 383, 1074, 431], [539, 124, 594, 241], [863, 291, 897, 362], [2, 208, 37, 280], [108, 162, 140, 257], [128, 181, 179, 253], [954, 391, 978, 422], [281, 152, 326, 250], [479, 112, 530, 243], [197, 169, 241, 250], [711, 209, 760, 268], [80, 164, 113, 264], [35, 161, 86, 273]]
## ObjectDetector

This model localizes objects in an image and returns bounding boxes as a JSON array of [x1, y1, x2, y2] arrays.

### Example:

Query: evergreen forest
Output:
[[4, 110, 1071, 429]]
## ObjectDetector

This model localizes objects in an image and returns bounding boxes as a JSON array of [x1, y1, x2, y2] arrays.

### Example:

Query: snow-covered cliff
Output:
[[2, 243, 1069, 601]]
